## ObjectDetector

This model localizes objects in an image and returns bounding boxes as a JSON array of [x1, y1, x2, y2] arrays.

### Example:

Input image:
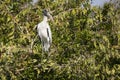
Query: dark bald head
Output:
[[42, 9, 53, 21], [42, 9, 48, 17]]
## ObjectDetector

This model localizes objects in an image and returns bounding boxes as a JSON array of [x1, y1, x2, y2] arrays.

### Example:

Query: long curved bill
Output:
[[50, 15, 53, 22], [47, 13, 54, 22]]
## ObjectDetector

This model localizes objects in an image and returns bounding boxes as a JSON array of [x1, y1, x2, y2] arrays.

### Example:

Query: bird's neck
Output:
[[43, 16, 48, 22]]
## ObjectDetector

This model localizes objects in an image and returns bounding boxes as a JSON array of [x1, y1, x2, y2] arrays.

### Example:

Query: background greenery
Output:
[[0, 0, 120, 80]]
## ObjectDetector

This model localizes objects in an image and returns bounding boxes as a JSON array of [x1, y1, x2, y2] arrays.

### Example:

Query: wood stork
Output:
[[37, 9, 53, 52]]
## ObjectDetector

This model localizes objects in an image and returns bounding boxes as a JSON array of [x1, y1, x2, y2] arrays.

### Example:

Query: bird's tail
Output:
[[43, 43, 50, 52]]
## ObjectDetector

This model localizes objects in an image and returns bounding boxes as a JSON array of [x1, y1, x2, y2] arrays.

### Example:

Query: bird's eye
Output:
[[43, 9, 48, 13], [44, 9, 47, 12]]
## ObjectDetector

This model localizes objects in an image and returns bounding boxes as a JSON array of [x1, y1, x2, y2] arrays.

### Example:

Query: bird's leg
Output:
[[48, 48, 51, 57], [41, 41, 45, 59]]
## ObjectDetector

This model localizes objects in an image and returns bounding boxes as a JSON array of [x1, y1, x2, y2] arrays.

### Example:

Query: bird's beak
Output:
[[47, 13, 54, 22], [49, 15, 54, 22]]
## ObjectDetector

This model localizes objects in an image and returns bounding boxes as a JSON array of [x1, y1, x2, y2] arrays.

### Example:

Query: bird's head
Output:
[[42, 9, 53, 22]]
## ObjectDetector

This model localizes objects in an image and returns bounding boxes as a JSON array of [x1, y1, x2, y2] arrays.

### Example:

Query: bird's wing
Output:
[[47, 27, 52, 44]]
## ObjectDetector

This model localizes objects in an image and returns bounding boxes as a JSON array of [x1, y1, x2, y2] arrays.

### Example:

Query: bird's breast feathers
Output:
[[37, 22, 51, 39], [37, 21, 49, 29]]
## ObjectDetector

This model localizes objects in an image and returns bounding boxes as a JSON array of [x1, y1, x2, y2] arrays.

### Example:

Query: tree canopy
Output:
[[0, 0, 120, 80]]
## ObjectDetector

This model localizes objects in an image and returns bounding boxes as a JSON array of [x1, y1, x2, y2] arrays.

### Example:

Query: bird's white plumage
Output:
[[37, 16, 52, 52]]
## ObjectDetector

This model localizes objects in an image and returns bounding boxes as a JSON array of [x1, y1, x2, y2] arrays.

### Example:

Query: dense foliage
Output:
[[0, 0, 120, 80]]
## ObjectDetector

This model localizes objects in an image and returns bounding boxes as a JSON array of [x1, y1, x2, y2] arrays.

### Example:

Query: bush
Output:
[[0, 0, 120, 80]]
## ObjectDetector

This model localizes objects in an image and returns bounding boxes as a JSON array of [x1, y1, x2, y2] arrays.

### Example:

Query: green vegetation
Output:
[[0, 0, 120, 80]]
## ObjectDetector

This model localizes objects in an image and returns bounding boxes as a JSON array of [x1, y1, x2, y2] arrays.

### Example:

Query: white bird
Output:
[[37, 9, 53, 52]]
